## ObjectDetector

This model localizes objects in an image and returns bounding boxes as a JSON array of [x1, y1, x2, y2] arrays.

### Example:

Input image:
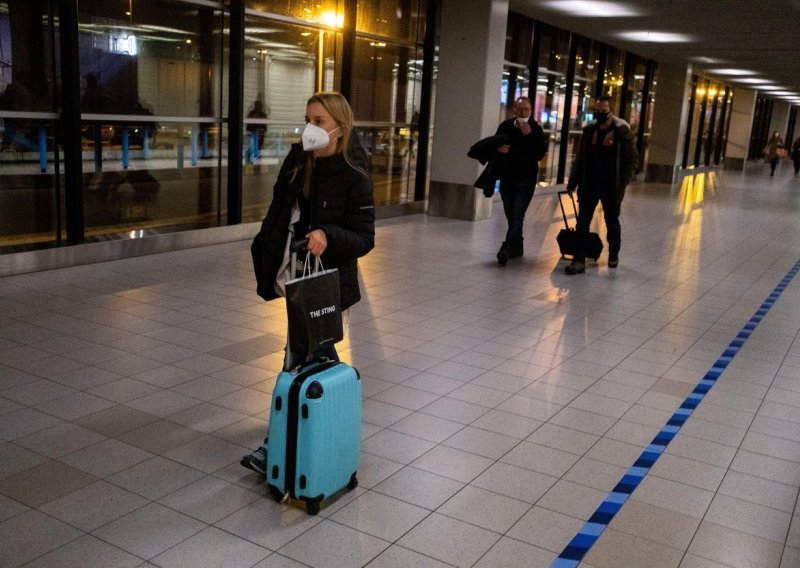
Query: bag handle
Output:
[[300, 253, 325, 278], [290, 237, 326, 279], [557, 190, 578, 229]]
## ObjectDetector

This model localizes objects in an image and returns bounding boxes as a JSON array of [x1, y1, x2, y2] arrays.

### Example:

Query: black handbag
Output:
[[285, 255, 344, 358]]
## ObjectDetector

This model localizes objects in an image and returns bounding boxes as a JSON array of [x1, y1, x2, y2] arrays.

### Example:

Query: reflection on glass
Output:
[[537, 25, 569, 75], [246, 0, 342, 25], [241, 14, 341, 220], [603, 47, 625, 100], [0, 2, 54, 112], [77, 0, 222, 117], [81, 121, 225, 235], [0, 2, 59, 250], [242, 123, 303, 223], [689, 79, 707, 167], [243, 16, 338, 124], [505, 12, 535, 66], [352, 39, 420, 123], [535, 72, 563, 185], [356, 126, 416, 206], [0, 121, 61, 249], [357, 0, 424, 42]]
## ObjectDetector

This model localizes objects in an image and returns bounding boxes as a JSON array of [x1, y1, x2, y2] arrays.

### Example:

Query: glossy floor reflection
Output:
[[1, 161, 799, 567]]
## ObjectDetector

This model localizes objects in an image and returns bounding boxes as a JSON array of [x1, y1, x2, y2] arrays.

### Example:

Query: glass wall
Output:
[[240, 12, 341, 222], [0, 0, 429, 253], [77, 0, 226, 236], [352, 39, 421, 206], [500, 13, 668, 187], [241, 0, 425, 216], [563, 35, 598, 184], [0, 0, 61, 250], [353, 1, 424, 207], [533, 25, 569, 184]]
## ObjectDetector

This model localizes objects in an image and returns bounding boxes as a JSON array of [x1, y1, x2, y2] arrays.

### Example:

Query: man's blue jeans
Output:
[[499, 179, 536, 244]]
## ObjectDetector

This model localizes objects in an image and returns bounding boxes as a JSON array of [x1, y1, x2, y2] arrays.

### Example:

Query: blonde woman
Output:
[[245, 92, 375, 475]]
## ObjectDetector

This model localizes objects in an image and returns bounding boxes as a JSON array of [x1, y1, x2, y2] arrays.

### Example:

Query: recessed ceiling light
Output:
[[768, 91, 795, 96], [616, 31, 694, 43], [691, 56, 725, 64], [757, 85, 783, 91], [707, 68, 758, 76], [729, 77, 771, 84], [541, 1, 641, 17]]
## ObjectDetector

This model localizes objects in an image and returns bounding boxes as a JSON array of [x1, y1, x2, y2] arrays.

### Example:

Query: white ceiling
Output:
[[509, 0, 800, 101]]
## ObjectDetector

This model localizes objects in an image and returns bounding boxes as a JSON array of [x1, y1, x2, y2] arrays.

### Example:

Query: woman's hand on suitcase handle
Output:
[[305, 229, 328, 257]]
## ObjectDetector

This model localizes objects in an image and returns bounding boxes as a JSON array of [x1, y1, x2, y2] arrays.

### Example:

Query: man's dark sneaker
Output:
[[240, 446, 267, 475], [565, 261, 585, 275], [608, 254, 619, 268], [508, 239, 524, 259], [497, 243, 509, 266]]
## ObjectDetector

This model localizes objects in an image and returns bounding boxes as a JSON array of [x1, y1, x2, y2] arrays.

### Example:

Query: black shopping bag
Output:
[[285, 257, 343, 357]]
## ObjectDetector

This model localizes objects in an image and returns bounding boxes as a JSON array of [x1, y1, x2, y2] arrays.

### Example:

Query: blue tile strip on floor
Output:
[[551, 259, 800, 568]]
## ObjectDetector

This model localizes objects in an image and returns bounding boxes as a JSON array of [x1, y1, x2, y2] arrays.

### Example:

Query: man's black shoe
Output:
[[497, 242, 509, 266], [608, 254, 619, 268], [565, 261, 585, 275]]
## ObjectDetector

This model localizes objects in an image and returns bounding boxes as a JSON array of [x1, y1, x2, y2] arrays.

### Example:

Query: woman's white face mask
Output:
[[302, 122, 340, 151]]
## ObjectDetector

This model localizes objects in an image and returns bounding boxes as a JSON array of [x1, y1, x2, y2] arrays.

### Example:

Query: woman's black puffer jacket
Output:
[[252, 140, 375, 310]]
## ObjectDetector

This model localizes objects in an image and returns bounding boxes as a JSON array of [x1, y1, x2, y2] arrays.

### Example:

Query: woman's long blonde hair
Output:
[[302, 92, 366, 196]]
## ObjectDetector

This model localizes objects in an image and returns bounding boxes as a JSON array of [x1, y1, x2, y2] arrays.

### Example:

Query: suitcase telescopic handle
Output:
[[290, 238, 309, 253], [557, 190, 578, 230]]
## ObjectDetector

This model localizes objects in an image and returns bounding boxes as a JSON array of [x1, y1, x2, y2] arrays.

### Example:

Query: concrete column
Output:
[[427, 0, 508, 220], [645, 63, 693, 184], [768, 100, 791, 138], [724, 88, 756, 171]]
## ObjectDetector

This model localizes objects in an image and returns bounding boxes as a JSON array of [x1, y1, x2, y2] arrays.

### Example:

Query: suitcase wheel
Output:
[[347, 472, 358, 490], [268, 485, 284, 503], [306, 497, 321, 515]]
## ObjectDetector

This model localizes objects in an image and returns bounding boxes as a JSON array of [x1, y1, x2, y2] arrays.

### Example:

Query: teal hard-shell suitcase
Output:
[[265, 359, 361, 514]]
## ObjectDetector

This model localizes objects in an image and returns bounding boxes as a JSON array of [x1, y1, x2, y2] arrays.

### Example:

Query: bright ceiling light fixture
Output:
[[768, 91, 795, 96], [707, 68, 758, 76], [616, 31, 694, 43], [729, 77, 772, 84], [691, 56, 725, 64], [757, 85, 784, 91], [541, 1, 641, 17]]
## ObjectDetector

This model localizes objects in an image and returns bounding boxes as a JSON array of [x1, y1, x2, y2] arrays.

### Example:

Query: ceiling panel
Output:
[[510, 0, 800, 97]]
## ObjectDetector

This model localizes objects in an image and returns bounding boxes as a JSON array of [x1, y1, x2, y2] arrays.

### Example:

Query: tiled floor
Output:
[[2, 161, 800, 568]]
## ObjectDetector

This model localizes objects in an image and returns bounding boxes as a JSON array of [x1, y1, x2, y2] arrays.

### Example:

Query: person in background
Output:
[[494, 96, 547, 266], [242, 92, 375, 475], [565, 95, 638, 275], [764, 131, 784, 177], [246, 99, 269, 163], [791, 136, 800, 177]]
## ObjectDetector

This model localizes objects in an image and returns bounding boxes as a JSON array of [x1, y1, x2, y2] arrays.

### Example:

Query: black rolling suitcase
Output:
[[556, 190, 603, 261]]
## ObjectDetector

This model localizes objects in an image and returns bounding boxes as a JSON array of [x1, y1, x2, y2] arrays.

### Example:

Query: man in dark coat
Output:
[[494, 96, 547, 265], [565, 95, 638, 274]]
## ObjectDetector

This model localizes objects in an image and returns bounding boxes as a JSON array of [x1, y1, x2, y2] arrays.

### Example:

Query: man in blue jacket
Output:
[[565, 95, 638, 274]]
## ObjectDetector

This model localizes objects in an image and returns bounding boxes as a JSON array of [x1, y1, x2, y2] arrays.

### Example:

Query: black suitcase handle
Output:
[[290, 238, 309, 253], [557, 190, 578, 230]]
